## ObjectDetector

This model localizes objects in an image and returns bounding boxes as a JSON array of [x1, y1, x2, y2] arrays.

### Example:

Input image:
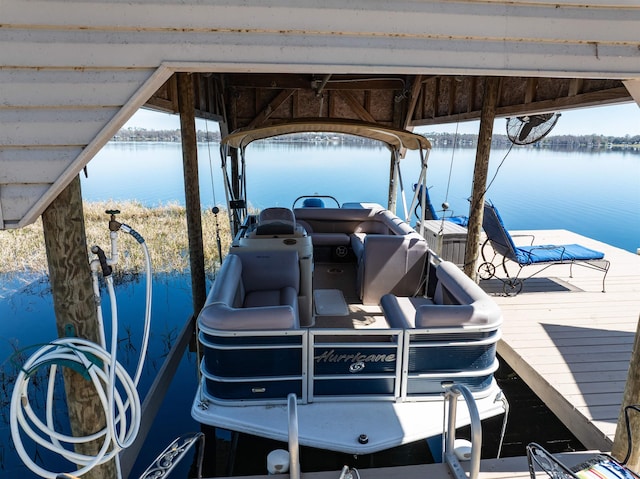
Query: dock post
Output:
[[612, 315, 640, 470], [464, 77, 499, 281], [42, 176, 117, 479], [178, 72, 207, 316]]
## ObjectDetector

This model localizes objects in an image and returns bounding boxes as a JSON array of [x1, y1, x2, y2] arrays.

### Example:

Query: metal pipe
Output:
[[287, 393, 301, 479]]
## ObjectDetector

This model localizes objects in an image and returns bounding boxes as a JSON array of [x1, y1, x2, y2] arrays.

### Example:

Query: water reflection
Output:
[[0, 273, 200, 479]]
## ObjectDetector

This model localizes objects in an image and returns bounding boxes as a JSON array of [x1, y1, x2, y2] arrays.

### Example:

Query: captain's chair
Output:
[[255, 207, 297, 236]]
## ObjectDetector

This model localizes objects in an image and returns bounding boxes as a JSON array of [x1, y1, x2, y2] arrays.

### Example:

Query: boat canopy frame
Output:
[[218, 119, 433, 233]]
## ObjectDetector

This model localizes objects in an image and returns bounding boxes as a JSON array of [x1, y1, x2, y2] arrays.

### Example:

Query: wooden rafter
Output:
[[247, 89, 296, 128], [336, 90, 377, 123]]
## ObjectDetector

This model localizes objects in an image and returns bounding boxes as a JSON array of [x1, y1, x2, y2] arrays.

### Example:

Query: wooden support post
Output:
[[42, 176, 116, 479], [612, 315, 640, 470], [178, 72, 207, 316], [463, 77, 500, 280]]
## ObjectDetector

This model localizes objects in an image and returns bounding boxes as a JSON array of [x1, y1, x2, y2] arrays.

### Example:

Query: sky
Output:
[[124, 102, 639, 137]]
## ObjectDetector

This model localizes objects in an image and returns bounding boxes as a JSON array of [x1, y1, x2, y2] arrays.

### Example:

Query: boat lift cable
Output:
[[220, 143, 239, 234], [484, 142, 514, 195], [439, 121, 460, 234], [10, 214, 153, 479], [204, 119, 224, 262], [205, 119, 218, 208], [430, 119, 462, 240]]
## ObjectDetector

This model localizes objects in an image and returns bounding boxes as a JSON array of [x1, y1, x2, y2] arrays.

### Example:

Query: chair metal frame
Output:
[[527, 405, 640, 478], [527, 443, 640, 479], [478, 201, 610, 296]]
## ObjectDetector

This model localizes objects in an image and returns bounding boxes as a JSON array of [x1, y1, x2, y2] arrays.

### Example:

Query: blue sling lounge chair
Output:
[[412, 184, 469, 226], [478, 201, 610, 296]]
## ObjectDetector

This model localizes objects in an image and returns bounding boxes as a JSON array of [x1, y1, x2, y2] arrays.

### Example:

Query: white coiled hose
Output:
[[10, 229, 152, 479]]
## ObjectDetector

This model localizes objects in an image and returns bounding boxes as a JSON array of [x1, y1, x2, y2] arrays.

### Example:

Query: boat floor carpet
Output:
[[313, 262, 388, 330], [313, 262, 358, 301]]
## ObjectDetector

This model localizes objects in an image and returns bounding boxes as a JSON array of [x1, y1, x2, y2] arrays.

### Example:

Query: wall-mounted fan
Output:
[[506, 113, 561, 145]]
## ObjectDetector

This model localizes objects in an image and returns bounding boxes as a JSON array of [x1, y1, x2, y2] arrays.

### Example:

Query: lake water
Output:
[[1, 141, 639, 478], [82, 141, 639, 253]]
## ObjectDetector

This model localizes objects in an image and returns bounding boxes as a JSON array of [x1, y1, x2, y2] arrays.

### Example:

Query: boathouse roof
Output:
[[2, 0, 639, 229]]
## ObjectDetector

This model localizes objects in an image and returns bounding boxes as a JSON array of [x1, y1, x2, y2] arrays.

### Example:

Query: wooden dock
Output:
[[208, 230, 639, 479], [485, 229, 640, 451], [209, 451, 598, 479]]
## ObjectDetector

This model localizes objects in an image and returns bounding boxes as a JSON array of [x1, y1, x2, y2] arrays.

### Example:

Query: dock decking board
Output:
[[208, 451, 600, 479], [488, 229, 640, 452]]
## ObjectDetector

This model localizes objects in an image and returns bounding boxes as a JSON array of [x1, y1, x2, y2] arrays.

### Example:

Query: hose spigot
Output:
[[106, 209, 122, 232]]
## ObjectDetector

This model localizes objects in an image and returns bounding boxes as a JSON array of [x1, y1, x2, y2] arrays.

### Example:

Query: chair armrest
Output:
[[415, 303, 497, 328], [511, 233, 535, 246], [198, 302, 299, 331]]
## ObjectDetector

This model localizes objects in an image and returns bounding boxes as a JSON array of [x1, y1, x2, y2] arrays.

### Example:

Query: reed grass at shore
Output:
[[0, 201, 233, 276]]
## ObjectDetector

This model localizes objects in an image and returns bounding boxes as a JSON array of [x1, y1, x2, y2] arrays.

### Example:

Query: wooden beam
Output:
[[403, 75, 423, 130], [337, 90, 376, 123], [448, 77, 457, 116], [524, 78, 538, 104], [177, 72, 207, 316], [224, 73, 405, 91], [568, 78, 584, 97], [247, 88, 296, 128], [408, 86, 632, 127], [42, 176, 117, 479], [464, 77, 500, 280]]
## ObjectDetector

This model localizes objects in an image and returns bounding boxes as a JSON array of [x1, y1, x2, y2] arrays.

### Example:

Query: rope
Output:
[[444, 120, 459, 204]]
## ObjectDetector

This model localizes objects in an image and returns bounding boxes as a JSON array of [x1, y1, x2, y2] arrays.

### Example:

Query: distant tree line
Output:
[[114, 127, 221, 143], [113, 127, 639, 151]]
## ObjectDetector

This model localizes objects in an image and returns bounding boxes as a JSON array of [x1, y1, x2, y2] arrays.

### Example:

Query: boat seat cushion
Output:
[[350, 232, 367, 258], [380, 261, 503, 329], [359, 234, 428, 304], [244, 286, 298, 309], [197, 250, 301, 331], [205, 254, 245, 307], [296, 219, 350, 246], [434, 261, 487, 306], [237, 250, 300, 294], [380, 295, 434, 328]]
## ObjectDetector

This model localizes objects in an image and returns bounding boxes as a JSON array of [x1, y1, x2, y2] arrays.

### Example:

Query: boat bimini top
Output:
[[220, 118, 432, 151], [219, 119, 433, 232]]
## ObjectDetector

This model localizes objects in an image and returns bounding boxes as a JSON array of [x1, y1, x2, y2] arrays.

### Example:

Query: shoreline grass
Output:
[[0, 201, 233, 277]]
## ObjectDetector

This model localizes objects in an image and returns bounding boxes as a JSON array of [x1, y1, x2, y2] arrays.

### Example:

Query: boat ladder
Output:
[[284, 385, 482, 479], [443, 383, 482, 479]]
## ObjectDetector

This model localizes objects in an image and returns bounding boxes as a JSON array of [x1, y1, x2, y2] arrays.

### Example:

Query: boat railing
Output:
[[198, 325, 500, 405], [308, 328, 404, 401], [443, 384, 482, 479], [288, 393, 301, 479]]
